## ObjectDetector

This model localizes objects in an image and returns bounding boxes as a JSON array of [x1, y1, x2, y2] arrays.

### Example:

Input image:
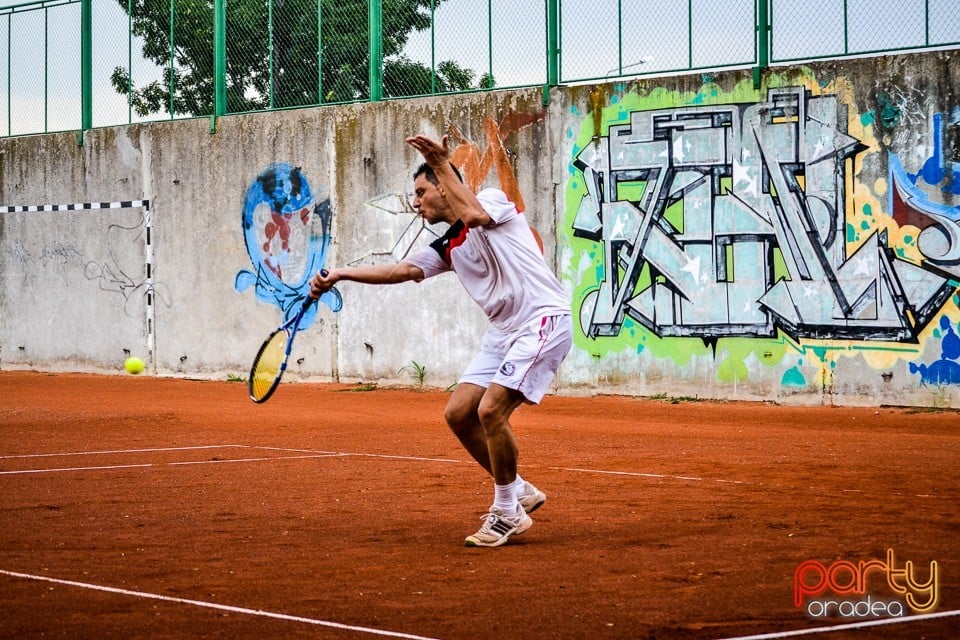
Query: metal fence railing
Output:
[[2, 0, 959, 138], [770, 0, 960, 63]]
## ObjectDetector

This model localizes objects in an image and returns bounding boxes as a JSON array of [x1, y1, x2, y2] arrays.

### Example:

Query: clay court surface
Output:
[[0, 371, 957, 639]]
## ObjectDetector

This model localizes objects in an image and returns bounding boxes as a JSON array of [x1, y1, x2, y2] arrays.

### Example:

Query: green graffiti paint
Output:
[[781, 366, 807, 387], [773, 248, 790, 282], [618, 181, 648, 203], [875, 91, 901, 129], [846, 223, 857, 243], [717, 356, 748, 383]]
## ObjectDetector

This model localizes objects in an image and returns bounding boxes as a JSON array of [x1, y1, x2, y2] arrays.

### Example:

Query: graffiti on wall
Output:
[[565, 77, 960, 386], [235, 163, 342, 324], [354, 111, 546, 264]]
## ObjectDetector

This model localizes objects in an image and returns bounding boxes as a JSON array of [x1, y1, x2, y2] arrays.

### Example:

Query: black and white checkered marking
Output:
[[0, 200, 149, 213]]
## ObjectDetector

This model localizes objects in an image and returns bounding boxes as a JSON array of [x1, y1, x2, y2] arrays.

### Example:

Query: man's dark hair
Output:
[[413, 161, 464, 185]]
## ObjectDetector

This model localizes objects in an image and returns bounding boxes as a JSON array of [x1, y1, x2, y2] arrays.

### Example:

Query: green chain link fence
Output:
[[1, 0, 959, 138]]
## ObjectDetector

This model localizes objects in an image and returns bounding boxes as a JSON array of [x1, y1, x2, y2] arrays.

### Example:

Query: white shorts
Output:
[[459, 315, 573, 404]]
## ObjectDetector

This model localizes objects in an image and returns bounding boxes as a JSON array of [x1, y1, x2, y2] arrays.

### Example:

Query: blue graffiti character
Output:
[[909, 316, 960, 385], [235, 163, 342, 326]]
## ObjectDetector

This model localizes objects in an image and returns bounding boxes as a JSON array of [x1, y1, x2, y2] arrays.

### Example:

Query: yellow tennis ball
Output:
[[124, 356, 145, 375]]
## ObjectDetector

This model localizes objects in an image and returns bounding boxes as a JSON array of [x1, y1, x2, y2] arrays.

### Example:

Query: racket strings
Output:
[[249, 330, 289, 401]]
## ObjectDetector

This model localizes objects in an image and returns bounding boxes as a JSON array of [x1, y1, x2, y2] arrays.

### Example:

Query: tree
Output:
[[110, 0, 493, 117]]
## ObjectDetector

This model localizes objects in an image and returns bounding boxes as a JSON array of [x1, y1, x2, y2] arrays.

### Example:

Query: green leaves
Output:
[[112, 0, 491, 117]]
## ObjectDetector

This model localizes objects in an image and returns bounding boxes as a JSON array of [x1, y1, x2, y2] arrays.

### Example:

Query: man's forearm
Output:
[[331, 261, 423, 285], [433, 165, 489, 228]]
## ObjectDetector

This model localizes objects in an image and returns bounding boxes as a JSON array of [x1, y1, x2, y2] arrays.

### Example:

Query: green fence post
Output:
[[212, 0, 226, 132], [317, 0, 323, 103], [369, 0, 383, 101], [544, 0, 559, 105], [487, 0, 493, 89], [754, 0, 769, 89], [429, 0, 435, 94], [6, 13, 11, 137], [268, 0, 274, 109], [168, 0, 175, 118], [80, 0, 92, 144]]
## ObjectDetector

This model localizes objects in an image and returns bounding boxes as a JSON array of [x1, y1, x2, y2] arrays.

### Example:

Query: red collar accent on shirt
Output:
[[443, 220, 469, 265]]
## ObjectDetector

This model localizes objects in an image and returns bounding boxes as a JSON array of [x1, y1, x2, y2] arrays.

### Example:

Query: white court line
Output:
[[253, 446, 463, 464], [0, 455, 338, 475], [554, 466, 747, 485], [1, 447, 941, 500], [0, 447, 463, 476], [0, 463, 156, 475], [0, 445, 247, 459], [0, 569, 441, 640], [339, 452, 463, 464], [715, 608, 960, 639], [170, 454, 341, 466], [554, 466, 948, 499]]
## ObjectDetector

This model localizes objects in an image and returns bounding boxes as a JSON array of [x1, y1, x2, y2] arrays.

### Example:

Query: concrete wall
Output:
[[2, 51, 959, 408]]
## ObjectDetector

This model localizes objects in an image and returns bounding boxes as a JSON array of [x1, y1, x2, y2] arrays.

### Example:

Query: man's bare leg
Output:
[[443, 382, 493, 474], [476, 383, 526, 486]]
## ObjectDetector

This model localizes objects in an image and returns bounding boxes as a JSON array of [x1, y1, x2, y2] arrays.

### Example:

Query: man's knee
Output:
[[475, 402, 497, 431], [476, 388, 519, 431], [444, 399, 475, 433]]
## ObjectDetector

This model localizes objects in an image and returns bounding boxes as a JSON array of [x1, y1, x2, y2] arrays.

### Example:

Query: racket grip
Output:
[[305, 269, 330, 304]]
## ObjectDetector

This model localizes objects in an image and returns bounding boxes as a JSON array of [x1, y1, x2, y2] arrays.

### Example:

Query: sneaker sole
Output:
[[522, 495, 546, 514], [465, 515, 533, 547]]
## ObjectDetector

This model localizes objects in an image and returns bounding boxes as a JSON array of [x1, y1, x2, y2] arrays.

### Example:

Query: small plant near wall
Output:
[[399, 361, 427, 386]]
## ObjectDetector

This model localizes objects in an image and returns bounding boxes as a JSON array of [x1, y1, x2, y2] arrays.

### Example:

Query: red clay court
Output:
[[1, 371, 957, 639]]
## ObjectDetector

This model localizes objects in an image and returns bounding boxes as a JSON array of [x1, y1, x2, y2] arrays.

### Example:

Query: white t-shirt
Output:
[[404, 188, 570, 335]]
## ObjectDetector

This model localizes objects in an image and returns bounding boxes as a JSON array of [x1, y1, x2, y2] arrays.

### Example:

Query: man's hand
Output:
[[309, 269, 339, 299], [406, 134, 451, 168]]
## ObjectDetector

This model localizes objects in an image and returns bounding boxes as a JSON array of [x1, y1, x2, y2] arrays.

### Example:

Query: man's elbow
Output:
[[463, 209, 492, 228], [392, 263, 424, 283]]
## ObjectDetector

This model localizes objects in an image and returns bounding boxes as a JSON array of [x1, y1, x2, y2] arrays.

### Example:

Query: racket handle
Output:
[[305, 269, 330, 305]]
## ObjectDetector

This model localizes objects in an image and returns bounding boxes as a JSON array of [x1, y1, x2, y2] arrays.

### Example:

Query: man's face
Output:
[[411, 174, 448, 225]]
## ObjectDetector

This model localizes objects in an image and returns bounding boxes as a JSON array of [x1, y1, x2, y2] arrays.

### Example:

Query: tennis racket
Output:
[[248, 275, 327, 403]]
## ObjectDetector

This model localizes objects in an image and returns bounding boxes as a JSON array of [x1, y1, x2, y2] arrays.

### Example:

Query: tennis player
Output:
[[309, 133, 572, 547]]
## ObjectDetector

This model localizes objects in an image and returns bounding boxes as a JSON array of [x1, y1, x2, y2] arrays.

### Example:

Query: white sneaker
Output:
[[464, 507, 533, 547], [517, 481, 546, 514]]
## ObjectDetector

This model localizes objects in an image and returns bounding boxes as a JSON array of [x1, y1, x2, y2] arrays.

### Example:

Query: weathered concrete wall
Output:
[[2, 51, 959, 408]]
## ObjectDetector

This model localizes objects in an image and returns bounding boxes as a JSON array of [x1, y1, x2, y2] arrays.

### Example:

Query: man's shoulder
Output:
[[476, 188, 520, 224]]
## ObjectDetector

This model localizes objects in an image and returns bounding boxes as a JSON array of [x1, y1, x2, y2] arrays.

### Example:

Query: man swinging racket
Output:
[[309, 132, 572, 547]]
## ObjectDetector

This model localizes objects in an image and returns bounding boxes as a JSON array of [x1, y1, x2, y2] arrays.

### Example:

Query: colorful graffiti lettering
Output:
[[235, 163, 341, 324], [564, 75, 960, 384], [889, 114, 960, 282]]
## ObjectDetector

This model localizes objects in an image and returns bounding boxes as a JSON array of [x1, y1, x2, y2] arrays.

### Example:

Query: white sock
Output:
[[511, 475, 527, 495], [494, 482, 519, 515]]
